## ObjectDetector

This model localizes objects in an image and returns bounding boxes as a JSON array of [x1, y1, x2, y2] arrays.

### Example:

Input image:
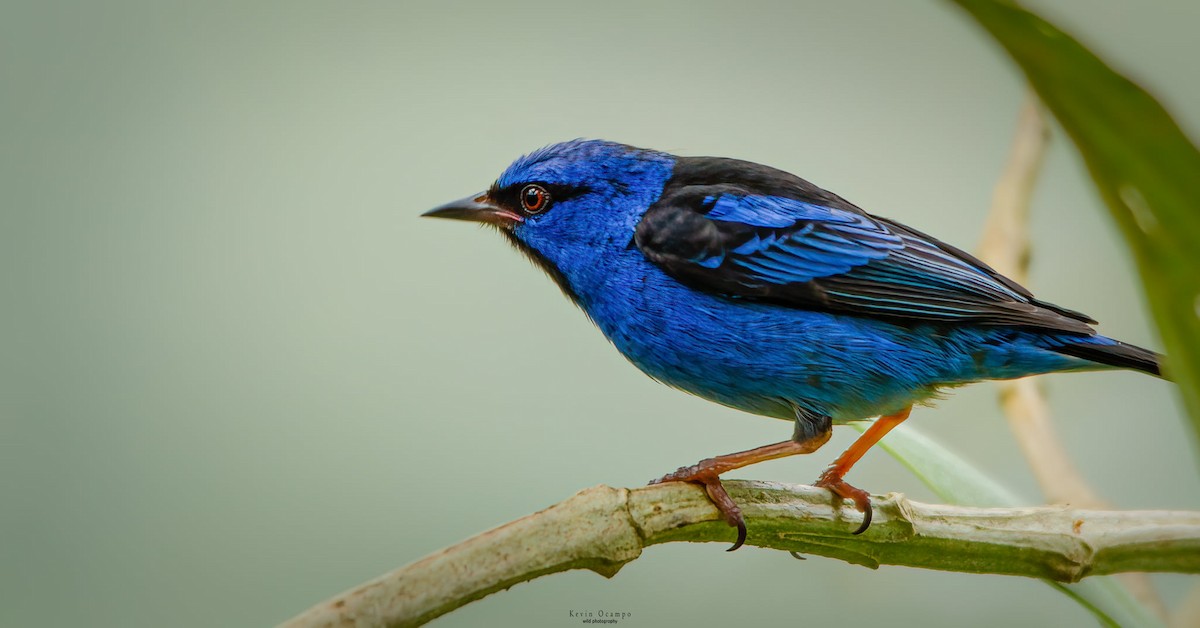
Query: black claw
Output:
[[851, 503, 873, 535], [726, 520, 747, 552], [788, 551, 806, 560]]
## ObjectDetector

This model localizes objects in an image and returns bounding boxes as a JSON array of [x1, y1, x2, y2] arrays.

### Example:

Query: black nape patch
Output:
[[665, 156, 863, 213]]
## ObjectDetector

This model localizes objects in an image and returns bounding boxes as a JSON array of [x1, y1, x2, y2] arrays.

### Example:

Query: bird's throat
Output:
[[500, 230, 585, 306]]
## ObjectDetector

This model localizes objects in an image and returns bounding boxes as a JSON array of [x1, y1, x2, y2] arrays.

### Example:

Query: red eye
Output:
[[520, 184, 550, 213]]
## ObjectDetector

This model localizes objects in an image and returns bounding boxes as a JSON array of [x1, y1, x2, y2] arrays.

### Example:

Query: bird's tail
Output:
[[1052, 335, 1164, 378]]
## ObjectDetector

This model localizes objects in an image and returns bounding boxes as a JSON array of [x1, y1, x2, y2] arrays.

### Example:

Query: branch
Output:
[[280, 481, 1200, 628], [976, 94, 1105, 507], [977, 94, 1047, 283]]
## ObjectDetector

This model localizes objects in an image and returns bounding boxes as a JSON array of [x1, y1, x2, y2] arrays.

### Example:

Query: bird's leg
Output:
[[813, 405, 912, 535], [651, 409, 831, 551]]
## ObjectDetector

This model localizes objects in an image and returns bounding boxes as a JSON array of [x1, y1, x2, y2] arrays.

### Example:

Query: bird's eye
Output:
[[520, 184, 550, 213]]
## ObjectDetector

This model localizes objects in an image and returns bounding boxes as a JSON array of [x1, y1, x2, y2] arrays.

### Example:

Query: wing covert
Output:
[[635, 184, 1094, 334]]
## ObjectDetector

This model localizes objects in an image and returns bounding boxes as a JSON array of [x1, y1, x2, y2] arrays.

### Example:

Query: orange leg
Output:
[[651, 430, 831, 551], [814, 405, 912, 534]]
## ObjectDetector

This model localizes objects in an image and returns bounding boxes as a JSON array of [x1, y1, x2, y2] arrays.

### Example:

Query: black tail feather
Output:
[[1055, 339, 1164, 378]]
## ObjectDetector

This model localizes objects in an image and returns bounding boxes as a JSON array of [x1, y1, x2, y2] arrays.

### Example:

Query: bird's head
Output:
[[424, 140, 676, 297]]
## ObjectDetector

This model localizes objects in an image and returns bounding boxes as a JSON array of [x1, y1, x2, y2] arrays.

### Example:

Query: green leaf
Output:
[[949, 0, 1200, 454], [855, 422, 1162, 627]]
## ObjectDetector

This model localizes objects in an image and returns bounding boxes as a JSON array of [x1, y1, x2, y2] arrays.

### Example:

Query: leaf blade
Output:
[[949, 0, 1200, 456]]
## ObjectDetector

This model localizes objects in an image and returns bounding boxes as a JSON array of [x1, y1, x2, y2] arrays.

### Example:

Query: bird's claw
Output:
[[651, 464, 746, 551], [649, 459, 716, 485], [814, 470, 874, 535], [701, 477, 747, 551]]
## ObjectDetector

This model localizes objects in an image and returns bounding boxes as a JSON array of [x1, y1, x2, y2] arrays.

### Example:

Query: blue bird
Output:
[[424, 139, 1162, 549]]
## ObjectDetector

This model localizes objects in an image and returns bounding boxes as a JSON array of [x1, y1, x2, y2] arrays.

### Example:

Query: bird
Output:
[[423, 139, 1163, 550]]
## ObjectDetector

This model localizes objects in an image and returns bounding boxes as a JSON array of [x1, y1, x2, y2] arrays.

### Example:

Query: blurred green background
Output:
[[4, 1, 1197, 626]]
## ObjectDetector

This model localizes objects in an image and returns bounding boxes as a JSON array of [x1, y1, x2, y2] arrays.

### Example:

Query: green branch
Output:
[[279, 481, 1200, 628]]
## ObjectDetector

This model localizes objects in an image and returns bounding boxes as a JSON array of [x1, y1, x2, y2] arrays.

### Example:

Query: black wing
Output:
[[634, 157, 1095, 334]]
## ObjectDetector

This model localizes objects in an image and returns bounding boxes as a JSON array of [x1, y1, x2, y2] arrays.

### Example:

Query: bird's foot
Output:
[[651, 462, 747, 551], [813, 468, 873, 535], [649, 440, 826, 552]]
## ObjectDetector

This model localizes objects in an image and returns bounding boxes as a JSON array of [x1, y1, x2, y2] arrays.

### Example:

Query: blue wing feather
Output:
[[635, 190, 1096, 333]]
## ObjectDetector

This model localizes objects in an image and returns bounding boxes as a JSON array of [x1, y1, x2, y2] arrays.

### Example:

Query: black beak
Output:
[[422, 192, 523, 227]]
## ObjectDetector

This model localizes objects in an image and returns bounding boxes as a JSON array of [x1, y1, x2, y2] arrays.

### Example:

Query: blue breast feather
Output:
[[582, 252, 1105, 423]]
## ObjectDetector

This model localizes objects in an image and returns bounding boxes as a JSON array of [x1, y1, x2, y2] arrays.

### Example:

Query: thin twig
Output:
[[280, 482, 1200, 628], [1170, 584, 1200, 628], [976, 94, 1170, 618], [976, 94, 1104, 507]]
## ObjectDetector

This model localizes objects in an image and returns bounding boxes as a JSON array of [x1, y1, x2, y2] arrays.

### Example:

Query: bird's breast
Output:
[[578, 258, 819, 419], [572, 254, 957, 422]]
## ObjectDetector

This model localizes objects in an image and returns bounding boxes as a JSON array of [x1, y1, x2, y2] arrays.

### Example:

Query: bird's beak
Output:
[[421, 192, 524, 227]]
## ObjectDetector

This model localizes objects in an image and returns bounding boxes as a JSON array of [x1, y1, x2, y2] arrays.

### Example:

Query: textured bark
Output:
[[280, 481, 1200, 628]]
